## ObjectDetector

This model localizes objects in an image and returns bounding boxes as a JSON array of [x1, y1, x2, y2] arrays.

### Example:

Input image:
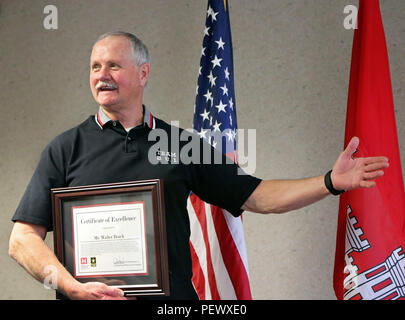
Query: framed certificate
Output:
[[51, 179, 170, 297]]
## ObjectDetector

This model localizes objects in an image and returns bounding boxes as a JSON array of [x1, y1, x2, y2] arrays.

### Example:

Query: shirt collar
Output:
[[94, 105, 156, 130]]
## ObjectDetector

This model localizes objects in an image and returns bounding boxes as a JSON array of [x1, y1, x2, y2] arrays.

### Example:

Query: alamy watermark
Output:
[[147, 121, 257, 175], [43, 265, 58, 290], [43, 5, 58, 30], [43, 4, 358, 31], [343, 5, 358, 30]]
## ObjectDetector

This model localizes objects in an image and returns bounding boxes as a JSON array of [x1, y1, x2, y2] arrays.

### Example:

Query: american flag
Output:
[[187, 0, 252, 300]]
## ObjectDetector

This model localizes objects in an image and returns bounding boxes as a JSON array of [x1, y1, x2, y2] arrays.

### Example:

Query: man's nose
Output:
[[96, 66, 112, 80]]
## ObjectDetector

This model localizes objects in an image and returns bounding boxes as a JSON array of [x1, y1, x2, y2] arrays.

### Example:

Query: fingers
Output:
[[362, 157, 389, 182], [103, 286, 125, 298], [81, 282, 125, 300], [344, 137, 389, 166], [359, 180, 376, 188], [364, 156, 389, 166], [357, 156, 388, 189], [90, 290, 103, 299], [343, 136, 360, 158], [332, 137, 389, 191], [365, 161, 389, 172], [359, 157, 388, 186], [97, 283, 124, 298], [353, 155, 389, 171], [363, 170, 384, 180]]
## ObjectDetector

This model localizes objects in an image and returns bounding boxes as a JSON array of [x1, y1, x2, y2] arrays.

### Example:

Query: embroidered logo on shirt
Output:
[[156, 148, 178, 164]]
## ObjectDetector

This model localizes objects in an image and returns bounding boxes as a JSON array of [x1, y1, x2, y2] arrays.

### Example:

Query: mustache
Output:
[[95, 81, 118, 90]]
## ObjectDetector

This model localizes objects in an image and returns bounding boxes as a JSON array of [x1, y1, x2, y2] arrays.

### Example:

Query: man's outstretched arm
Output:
[[242, 137, 389, 214]]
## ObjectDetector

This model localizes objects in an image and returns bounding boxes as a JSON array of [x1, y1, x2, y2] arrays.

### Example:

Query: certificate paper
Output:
[[72, 201, 148, 277]]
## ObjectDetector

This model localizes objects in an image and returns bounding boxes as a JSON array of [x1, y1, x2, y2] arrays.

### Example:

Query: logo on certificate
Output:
[[91, 257, 97, 267], [80, 257, 87, 265]]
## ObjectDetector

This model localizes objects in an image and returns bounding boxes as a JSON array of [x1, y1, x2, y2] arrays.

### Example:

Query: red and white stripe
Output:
[[187, 193, 252, 300]]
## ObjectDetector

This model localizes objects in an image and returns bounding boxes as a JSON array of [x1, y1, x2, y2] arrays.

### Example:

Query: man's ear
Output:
[[139, 63, 150, 87]]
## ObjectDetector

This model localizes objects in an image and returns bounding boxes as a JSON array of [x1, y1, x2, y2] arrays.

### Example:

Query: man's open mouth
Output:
[[95, 81, 118, 91]]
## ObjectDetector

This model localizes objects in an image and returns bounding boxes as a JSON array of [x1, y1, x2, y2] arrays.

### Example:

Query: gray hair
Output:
[[96, 31, 150, 66]]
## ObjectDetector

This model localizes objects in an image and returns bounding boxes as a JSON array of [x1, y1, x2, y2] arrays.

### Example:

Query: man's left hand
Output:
[[331, 136, 389, 191]]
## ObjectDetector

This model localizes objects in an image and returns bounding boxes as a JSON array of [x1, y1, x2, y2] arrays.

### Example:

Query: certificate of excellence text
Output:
[[71, 202, 148, 278]]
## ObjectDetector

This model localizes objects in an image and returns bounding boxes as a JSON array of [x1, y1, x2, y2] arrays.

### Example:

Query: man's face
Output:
[[89, 36, 149, 109]]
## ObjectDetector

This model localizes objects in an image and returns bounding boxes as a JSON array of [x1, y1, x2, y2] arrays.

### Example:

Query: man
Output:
[[9, 32, 389, 300]]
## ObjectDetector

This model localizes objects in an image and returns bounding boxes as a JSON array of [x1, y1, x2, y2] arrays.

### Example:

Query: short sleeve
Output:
[[12, 141, 66, 231], [189, 139, 262, 217]]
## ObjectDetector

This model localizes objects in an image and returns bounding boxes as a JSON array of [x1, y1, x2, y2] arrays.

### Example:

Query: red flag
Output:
[[333, 0, 405, 300]]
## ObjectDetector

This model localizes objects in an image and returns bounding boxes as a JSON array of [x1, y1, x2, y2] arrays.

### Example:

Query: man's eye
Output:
[[92, 64, 101, 71]]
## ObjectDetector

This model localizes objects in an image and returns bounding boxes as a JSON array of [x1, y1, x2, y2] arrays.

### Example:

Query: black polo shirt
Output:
[[12, 105, 261, 299]]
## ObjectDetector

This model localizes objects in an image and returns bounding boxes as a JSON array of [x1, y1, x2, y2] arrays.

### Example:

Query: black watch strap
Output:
[[324, 170, 345, 195]]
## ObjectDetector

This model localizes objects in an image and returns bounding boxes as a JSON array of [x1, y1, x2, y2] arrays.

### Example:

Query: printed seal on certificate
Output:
[[51, 179, 170, 297]]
